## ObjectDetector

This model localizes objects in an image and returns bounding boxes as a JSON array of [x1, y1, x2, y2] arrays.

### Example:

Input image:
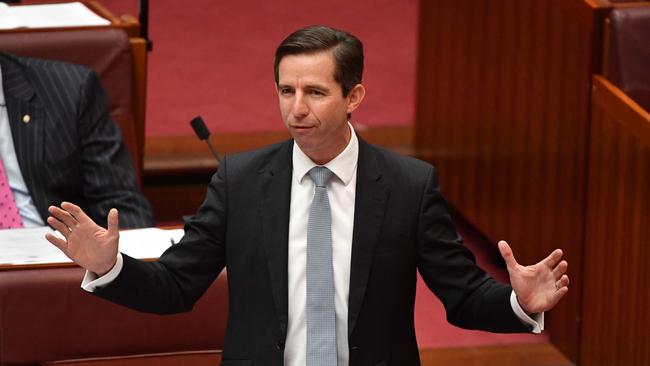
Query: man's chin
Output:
[[293, 137, 315, 150], [289, 127, 317, 144]]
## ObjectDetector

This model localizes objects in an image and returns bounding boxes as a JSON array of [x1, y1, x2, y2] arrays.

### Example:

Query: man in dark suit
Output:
[[0, 53, 153, 229], [46, 26, 569, 366]]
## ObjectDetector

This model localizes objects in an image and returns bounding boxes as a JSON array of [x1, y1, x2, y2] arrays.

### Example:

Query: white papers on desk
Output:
[[0, 227, 184, 266], [0, 2, 110, 30], [0, 227, 70, 265]]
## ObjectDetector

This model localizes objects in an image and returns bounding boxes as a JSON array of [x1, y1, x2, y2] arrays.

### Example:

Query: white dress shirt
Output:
[[284, 122, 358, 366], [83, 123, 543, 364], [0, 65, 45, 228]]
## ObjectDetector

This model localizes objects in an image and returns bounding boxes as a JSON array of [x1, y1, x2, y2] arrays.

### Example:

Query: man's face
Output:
[[277, 51, 363, 164]]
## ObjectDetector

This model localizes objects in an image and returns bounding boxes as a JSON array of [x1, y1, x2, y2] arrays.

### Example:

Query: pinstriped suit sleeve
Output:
[[73, 69, 154, 228]]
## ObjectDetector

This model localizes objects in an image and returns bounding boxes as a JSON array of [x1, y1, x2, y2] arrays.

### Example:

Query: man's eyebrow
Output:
[[304, 84, 330, 92], [277, 83, 331, 93]]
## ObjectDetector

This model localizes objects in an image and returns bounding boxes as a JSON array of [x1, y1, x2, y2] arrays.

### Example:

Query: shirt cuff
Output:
[[81, 253, 124, 292], [510, 290, 544, 333]]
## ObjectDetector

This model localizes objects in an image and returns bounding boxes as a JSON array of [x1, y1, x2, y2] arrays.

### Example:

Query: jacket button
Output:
[[276, 340, 285, 350], [350, 345, 359, 351]]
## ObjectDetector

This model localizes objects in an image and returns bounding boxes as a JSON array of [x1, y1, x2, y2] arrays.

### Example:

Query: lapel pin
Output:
[[22, 114, 31, 124]]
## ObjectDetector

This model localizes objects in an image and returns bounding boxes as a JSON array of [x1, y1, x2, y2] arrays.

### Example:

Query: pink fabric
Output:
[[0, 158, 23, 229]]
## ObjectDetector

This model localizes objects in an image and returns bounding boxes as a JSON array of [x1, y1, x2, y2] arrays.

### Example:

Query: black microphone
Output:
[[190, 116, 220, 162]]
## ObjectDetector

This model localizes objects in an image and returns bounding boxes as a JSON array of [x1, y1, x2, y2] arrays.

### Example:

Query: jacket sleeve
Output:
[[416, 166, 531, 333], [94, 156, 229, 314], [77, 70, 154, 229]]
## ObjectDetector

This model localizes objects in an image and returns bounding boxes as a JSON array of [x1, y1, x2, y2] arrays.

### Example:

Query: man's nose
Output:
[[291, 93, 309, 118]]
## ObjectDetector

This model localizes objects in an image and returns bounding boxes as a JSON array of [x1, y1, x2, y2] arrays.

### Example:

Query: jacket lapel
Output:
[[259, 140, 293, 337], [348, 138, 389, 337], [1, 55, 47, 218]]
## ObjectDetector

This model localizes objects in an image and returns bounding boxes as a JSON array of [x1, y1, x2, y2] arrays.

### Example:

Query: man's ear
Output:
[[346, 84, 366, 113]]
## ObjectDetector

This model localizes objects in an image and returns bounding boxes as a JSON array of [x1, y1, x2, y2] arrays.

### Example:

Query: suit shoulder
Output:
[[10, 54, 94, 88], [222, 139, 292, 175], [359, 141, 441, 196], [15, 54, 90, 73], [366, 142, 435, 177]]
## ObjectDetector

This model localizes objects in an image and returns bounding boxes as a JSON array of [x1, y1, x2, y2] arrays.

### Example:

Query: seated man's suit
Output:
[[0, 53, 153, 229]]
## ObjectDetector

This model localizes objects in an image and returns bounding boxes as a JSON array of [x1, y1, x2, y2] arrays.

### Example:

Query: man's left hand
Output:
[[498, 240, 569, 315]]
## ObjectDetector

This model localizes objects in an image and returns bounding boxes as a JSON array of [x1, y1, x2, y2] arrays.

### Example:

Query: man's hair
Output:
[[274, 25, 364, 97]]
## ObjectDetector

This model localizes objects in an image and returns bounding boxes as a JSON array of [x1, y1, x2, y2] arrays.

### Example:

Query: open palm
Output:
[[45, 202, 119, 276], [498, 240, 569, 314]]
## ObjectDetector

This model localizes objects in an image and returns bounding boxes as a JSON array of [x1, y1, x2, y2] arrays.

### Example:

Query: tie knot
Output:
[[308, 166, 333, 187]]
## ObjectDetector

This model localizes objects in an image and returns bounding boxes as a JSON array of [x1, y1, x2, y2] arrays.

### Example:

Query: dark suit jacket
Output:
[[0, 53, 153, 228], [97, 138, 530, 365]]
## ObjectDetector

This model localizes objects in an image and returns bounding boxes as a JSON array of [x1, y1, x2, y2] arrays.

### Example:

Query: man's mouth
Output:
[[291, 124, 315, 130]]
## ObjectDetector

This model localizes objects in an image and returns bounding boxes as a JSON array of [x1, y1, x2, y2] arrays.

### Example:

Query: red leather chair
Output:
[[605, 5, 650, 112], [0, 267, 227, 365]]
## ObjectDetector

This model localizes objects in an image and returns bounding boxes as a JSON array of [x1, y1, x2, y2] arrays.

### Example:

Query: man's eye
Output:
[[310, 90, 324, 96], [280, 88, 293, 95]]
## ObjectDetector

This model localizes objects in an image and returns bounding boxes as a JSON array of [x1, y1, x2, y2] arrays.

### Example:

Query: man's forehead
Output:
[[277, 51, 336, 82]]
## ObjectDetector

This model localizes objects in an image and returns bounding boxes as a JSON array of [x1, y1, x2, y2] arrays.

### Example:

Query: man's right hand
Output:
[[45, 202, 119, 276]]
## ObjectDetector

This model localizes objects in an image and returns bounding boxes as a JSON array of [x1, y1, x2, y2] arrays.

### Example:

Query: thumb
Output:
[[498, 240, 518, 269], [107, 208, 119, 236]]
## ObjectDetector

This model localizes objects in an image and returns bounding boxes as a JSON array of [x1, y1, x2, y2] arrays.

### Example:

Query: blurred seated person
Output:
[[0, 52, 153, 230]]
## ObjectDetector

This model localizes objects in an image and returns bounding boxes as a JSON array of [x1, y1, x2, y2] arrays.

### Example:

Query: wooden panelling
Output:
[[415, 1, 611, 362], [143, 183, 210, 225], [419, 343, 573, 366], [130, 37, 148, 176], [580, 76, 650, 366], [416, 0, 603, 266]]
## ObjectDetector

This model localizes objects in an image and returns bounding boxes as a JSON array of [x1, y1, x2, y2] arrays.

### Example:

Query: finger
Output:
[[47, 216, 71, 239], [498, 240, 518, 269], [61, 201, 93, 225], [552, 260, 568, 278], [48, 205, 79, 229], [107, 208, 119, 237], [551, 286, 569, 305], [557, 274, 570, 288], [542, 248, 564, 268], [540, 284, 569, 312], [45, 232, 68, 253]]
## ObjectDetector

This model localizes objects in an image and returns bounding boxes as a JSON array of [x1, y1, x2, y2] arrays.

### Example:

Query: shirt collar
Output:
[[292, 122, 359, 186]]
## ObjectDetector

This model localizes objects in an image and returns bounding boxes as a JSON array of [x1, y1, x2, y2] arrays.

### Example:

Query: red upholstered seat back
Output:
[[606, 6, 650, 112], [0, 267, 228, 364]]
